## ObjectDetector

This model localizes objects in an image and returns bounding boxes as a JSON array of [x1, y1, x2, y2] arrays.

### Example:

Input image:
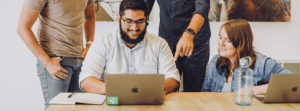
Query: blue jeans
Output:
[[37, 57, 84, 110]]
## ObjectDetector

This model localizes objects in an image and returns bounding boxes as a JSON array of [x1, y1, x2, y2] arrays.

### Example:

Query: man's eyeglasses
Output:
[[121, 17, 147, 27]]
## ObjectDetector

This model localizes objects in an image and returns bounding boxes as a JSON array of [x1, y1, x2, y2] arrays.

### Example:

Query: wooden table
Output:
[[46, 92, 300, 111]]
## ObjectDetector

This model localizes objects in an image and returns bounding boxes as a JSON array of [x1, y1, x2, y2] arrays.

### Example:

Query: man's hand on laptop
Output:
[[45, 57, 68, 80]]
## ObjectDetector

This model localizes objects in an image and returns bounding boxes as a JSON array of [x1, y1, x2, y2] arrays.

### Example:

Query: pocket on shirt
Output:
[[135, 62, 158, 74]]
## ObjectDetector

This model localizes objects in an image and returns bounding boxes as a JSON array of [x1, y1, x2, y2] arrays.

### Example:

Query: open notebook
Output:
[[49, 93, 106, 105]]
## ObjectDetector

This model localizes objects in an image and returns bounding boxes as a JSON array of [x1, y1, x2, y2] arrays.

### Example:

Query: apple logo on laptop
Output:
[[292, 86, 298, 92], [132, 87, 138, 93]]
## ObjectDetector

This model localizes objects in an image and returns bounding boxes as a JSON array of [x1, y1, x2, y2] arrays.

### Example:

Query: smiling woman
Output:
[[217, 19, 256, 78], [201, 19, 292, 94]]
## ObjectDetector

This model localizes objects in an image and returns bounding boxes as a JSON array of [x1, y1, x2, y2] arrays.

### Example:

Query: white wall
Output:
[[0, 0, 299, 111], [0, 1, 45, 111]]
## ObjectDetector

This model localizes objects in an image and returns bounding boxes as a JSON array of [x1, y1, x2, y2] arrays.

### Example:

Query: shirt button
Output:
[[130, 51, 132, 52], [130, 65, 132, 67]]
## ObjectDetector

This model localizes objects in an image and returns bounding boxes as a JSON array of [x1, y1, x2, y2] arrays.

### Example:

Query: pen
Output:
[[68, 92, 76, 98]]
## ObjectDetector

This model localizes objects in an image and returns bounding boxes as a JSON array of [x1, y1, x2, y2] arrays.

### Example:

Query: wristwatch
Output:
[[185, 28, 196, 36], [86, 41, 93, 45]]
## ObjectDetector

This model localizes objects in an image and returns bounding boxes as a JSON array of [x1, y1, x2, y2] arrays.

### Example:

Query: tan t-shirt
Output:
[[24, 0, 94, 57]]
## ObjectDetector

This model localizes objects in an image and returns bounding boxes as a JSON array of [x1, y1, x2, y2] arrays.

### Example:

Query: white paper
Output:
[[77, 93, 106, 104], [49, 93, 81, 105]]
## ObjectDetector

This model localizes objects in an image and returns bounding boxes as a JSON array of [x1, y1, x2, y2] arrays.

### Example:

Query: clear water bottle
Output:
[[234, 56, 253, 106]]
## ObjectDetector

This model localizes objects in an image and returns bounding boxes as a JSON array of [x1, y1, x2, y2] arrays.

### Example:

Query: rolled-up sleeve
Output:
[[263, 58, 292, 82], [79, 36, 107, 90], [158, 39, 180, 82], [194, 0, 210, 17]]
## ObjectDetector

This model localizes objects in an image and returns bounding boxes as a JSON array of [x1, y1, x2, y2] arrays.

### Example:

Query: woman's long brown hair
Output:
[[216, 19, 256, 78]]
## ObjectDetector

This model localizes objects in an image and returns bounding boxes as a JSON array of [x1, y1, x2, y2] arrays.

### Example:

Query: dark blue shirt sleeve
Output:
[[263, 58, 292, 82], [143, 0, 155, 17], [194, 0, 210, 17]]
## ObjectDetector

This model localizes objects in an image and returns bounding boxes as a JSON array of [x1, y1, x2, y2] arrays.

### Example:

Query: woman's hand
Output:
[[239, 84, 269, 95], [253, 84, 269, 95]]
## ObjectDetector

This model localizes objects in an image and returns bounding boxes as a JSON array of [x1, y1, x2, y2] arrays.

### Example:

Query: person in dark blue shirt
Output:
[[144, 0, 211, 92]]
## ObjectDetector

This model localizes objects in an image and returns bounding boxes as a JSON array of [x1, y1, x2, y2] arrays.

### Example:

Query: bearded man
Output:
[[79, 0, 180, 95]]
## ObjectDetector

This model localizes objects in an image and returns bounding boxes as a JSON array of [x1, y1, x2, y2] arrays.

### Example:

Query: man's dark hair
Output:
[[119, 0, 148, 17]]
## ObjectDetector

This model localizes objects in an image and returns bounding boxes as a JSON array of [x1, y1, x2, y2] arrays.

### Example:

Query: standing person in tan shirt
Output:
[[17, 0, 95, 109]]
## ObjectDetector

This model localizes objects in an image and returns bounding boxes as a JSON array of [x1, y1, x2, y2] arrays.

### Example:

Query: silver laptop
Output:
[[105, 74, 165, 105], [254, 74, 300, 103]]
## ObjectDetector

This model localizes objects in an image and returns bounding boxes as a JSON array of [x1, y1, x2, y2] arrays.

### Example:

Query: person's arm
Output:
[[79, 33, 107, 94], [201, 59, 216, 92], [143, 0, 155, 17], [201, 55, 220, 92], [263, 58, 293, 82], [158, 38, 181, 95], [17, 5, 68, 80], [252, 58, 292, 95], [201, 77, 212, 92], [164, 78, 179, 95], [81, 3, 96, 58], [253, 84, 268, 95], [81, 77, 106, 94], [174, 0, 210, 61]]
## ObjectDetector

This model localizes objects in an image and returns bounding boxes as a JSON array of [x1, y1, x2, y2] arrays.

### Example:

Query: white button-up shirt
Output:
[[79, 29, 180, 85]]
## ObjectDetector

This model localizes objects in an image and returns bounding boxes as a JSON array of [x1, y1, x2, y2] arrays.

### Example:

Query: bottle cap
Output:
[[240, 58, 248, 66], [239, 56, 252, 67]]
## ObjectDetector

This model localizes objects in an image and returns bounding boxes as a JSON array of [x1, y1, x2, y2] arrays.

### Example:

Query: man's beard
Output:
[[119, 23, 147, 44]]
